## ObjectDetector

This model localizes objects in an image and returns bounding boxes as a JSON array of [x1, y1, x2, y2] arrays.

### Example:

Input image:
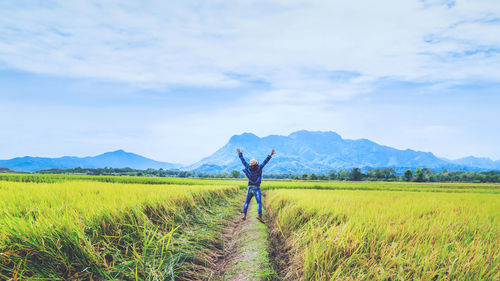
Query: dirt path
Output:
[[209, 198, 277, 281]]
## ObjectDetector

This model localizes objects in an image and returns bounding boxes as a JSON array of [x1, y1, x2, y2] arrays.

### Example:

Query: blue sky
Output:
[[0, 0, 499, 164]]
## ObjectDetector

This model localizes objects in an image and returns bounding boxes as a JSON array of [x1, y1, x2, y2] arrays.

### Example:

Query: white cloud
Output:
[[0, 0, 499, 91]]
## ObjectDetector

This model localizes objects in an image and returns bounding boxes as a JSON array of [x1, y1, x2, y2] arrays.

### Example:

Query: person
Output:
[[237, 148, 275, 222]]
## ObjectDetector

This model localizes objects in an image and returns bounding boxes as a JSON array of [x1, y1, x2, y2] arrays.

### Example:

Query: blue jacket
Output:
[[239, 153, 272, 187]]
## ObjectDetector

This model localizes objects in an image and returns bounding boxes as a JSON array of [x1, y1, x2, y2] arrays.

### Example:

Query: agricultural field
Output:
[[0, 174, 498, 280], [0, 178, 241, 280], [1, 173, 498, 193], [265, 189, 499, 280]]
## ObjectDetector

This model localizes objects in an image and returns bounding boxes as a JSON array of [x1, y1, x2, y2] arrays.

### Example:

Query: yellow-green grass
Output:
[[1, 174, 498, 280], [1, 173, 498, 194], [0, 173, 232, 185], [263, 180, 499, 194], [265, 189, 499, 280], [0, 180, 240, 280]]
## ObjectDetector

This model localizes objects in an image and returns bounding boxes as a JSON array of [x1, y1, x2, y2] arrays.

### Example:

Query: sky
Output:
[[0, 0, 499, 164]]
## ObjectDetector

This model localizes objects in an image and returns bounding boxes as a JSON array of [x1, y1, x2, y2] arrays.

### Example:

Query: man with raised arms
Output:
[[237, 148, 275, 222]]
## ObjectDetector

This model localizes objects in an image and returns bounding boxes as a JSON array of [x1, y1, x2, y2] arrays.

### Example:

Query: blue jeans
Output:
[[243, 186, 262, 214]]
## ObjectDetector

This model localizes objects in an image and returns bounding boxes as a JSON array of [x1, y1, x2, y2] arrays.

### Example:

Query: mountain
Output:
[[450, 156, 500, 170], [189, 130, 491, 174], [1, 131, 498, 174], [0, 150, 180, 172]]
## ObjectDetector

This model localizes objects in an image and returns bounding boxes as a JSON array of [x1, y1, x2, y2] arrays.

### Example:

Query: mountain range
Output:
[[1, 130, 499, 173], [189, 130, 499, 174], [0, 150, 179, 172]]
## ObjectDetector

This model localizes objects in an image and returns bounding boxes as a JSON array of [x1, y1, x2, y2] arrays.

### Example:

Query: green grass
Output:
[[220, 202, 277, 281], [1, 173, 498, 194], [0, 180, 241, 280], [265, 189, 500, 280]]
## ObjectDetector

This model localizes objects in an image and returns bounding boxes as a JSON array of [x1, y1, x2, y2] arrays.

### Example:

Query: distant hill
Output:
[[189, 130, 498, 174], [0, 167, 25, 174], [0, 150, 180, 172], [450, 156, 500, 170], [1, 131, 498, 174]]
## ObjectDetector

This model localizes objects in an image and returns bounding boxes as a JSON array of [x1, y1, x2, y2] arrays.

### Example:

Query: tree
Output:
[[367, 168, 380, 180], [328, 170, 337, 180], [404, 169, 413, 182], [318, 174, 327, 180], [415, 168, 425, 182], [338, 169, 350, 181], [230, 170, 241, 178], [350, 168, 364, 181], [422, 168, 433, 176], [382, 168, 396, 180], [158, 168, 165, 177], [309, 173, 318, 180], [178, 171, 192, 178]]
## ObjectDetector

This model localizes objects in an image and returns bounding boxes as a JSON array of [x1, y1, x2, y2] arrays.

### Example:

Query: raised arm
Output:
[[237, 148, 249, 168], [260, 149, 275, 169]]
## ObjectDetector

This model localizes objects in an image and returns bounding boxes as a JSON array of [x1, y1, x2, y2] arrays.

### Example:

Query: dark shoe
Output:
[[242, 213, 247, 221], [257, 214, 264, 223]]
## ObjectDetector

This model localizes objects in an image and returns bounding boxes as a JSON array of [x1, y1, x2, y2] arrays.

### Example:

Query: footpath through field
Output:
[[210, 196, 277, 281]]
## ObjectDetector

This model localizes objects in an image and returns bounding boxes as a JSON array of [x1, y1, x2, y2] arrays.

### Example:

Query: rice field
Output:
[[1, 173, 498, 194], [0, 179, 240, 280], [265, 189, 499, 280], [1, 174, 498, 280]]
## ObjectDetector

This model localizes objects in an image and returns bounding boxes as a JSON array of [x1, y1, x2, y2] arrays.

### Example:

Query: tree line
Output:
[[266, 168, 500, 183], [34, 166, 500, 183]]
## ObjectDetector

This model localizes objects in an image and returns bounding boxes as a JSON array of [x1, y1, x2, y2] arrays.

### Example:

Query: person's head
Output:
[[250, 159, 259, 166]]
